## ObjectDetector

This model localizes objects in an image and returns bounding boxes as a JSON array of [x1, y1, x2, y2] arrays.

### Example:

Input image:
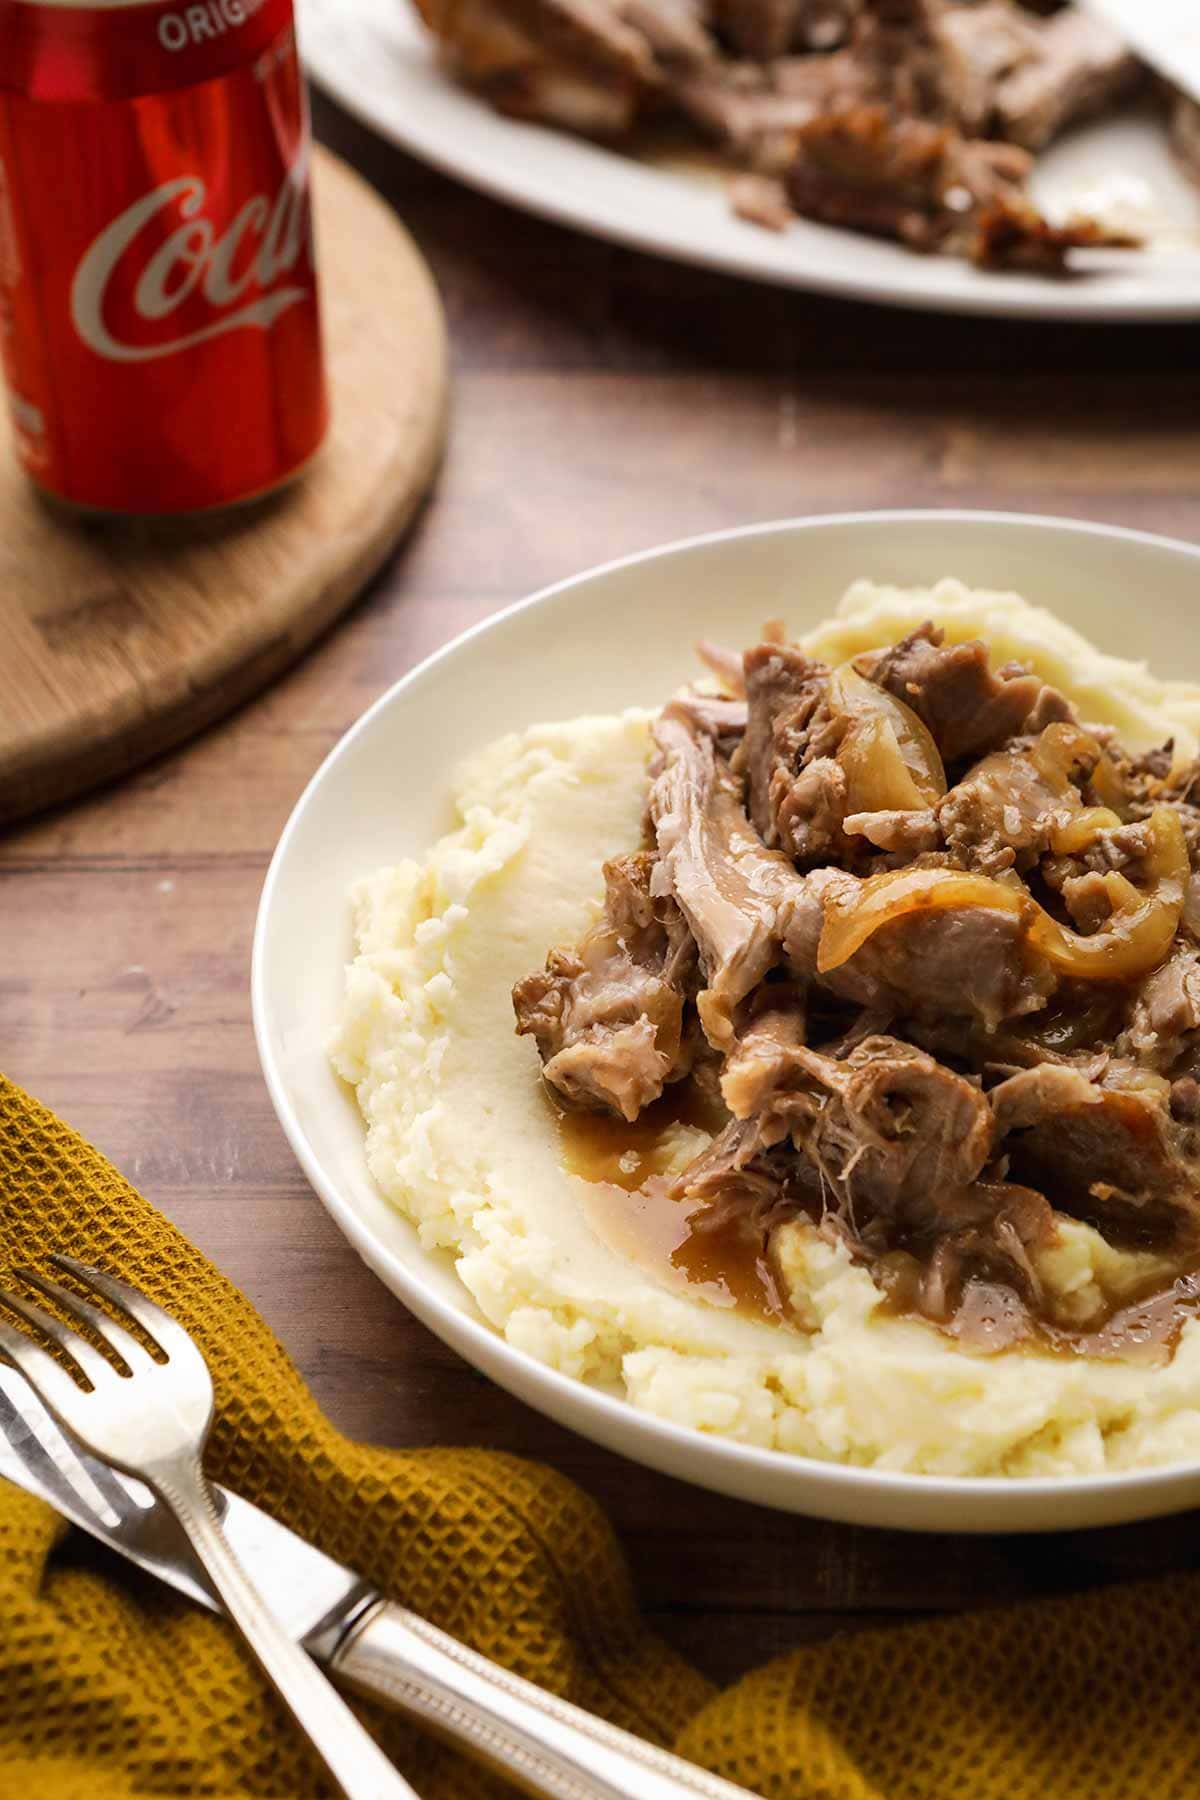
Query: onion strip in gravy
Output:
[[818, 806, 1188, 985]]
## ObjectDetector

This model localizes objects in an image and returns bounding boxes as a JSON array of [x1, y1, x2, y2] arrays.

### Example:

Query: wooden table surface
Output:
[[6, 87, 1200, 1691]]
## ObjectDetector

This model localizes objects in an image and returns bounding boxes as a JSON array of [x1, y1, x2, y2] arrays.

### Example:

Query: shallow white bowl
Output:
[[253, 510, 1200, 1532]]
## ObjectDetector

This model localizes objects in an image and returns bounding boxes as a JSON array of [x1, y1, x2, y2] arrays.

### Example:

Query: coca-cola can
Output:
[[0, 0, 329, 514]]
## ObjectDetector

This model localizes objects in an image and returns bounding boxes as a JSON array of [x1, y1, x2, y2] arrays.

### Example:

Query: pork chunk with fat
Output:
[[819, 895, 1056, 1030], [861, 622, 1074, 761], [513, 849, 698, 1120], [649, 702, 808, 1045], [1121, 947, 1200, 1078], [741, 641, 834, 857], [938, 729, 1089, 876], [782, 1035, 996, 1231], [992, 1058, 1200, 1244]]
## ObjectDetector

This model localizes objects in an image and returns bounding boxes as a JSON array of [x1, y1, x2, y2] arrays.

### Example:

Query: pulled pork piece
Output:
[[861, 622, 1073, 761], [819, 891, 1057, 1030], [1055, 869, 1114, 936], [1041, 814, 1167, 919], [741, 638, 947, 868], [668, 1113, 767, 1193], [784, 106, 1000, 254], [714, 0, 860, 59], [772, 756, 848, 863], [904, 992, 1119, 1075], [993, 7, 1137, 151], [731, 172, 794, 229], [845, 0, 947, 120], [851, 0, 1135, 150], [661, 1115, 799, 1312], [1173, 92, 1200, 191], [670, 1029, 1046, 1315], [713, 0, 799, 60], [1142, 754, 1200, 863], [1120, 947, 1200, 1077], [972, 196, 1138, 272], [695, 638, 747, 696], [938, 723, 1093, 876], [780, 1035, 996, 1232], [990, 1058, 1105, 1132], [1172, 1076, 1200, 1123], [842, 807, 941, 857], [413, 0, 714, 135], [933, 1, 1043, 138], [740, 641, 837, 861], [513, 850, 697, 1119], [720, 990, 808, 1118], [794, 0, 860, 49], [992, 1058, 1200, 1243], [674, 51, 866, 161], [621, 0, 715, 59], [1131, 742, 1176, 783], [785, 103, 1135, 268], [909, 1179, 1053, 1332], [649, 700, 816, 1046], [670, 688, 749, 757]]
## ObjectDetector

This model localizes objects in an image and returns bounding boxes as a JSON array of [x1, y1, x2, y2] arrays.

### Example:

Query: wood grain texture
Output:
[[4, 86, 1200, 1691], [0, 147, 447, 827]]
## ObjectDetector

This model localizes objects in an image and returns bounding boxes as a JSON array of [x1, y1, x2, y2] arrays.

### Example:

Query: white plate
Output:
[[254, 510, 1200, 1531], [299, 0, 1200, 321]]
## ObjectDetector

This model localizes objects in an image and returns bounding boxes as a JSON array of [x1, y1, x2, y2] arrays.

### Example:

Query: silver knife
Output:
[[0, 1365, 754, 1800]]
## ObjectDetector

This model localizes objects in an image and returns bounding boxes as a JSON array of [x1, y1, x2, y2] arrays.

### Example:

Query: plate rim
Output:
[[300, 0, 1200, 323], [253, 507, 1200, 1527]]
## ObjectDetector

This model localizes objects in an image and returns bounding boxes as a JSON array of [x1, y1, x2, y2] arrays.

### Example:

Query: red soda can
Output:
[[0, 0, 329, 514]]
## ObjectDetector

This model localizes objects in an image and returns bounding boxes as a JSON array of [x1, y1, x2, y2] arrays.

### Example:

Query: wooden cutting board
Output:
[[0, 146, 448, 827]]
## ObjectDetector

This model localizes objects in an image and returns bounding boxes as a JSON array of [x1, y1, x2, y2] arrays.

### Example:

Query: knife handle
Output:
[[330, 1598, 757, 1800]]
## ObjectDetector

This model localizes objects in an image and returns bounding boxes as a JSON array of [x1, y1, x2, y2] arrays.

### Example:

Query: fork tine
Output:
[[0, 1289, 115, 1387], [18, 1266, 155, 1372], [0, 1311, 90, 1412], [51, 1257, 204, 1372]]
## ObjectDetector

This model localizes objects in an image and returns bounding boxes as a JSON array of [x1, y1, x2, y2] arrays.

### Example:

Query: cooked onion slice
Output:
[[831, 665, 947, 813], [1029, 806, 1188, 981], [818, 867, 1024, 976], [1031, 720, 1100, 793], [1031, 720, 1135, 819], [1048, 807, 1122, 855], [817, 806, 1188, 985]]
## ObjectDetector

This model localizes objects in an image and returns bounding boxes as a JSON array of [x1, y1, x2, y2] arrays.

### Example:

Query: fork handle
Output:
[[149, 1454, 419, 1800], [330, 1598, 758, 1800]]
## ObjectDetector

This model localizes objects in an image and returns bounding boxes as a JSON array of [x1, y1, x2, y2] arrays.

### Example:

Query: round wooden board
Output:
[[0, 147, 448, 827]]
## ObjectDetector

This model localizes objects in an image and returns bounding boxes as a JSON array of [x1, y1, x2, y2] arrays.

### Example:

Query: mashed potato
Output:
[[331, 581, 1200, 1477]]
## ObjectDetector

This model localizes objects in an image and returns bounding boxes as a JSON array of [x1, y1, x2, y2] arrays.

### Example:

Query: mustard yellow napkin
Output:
[[2, 1069, 1199, 1800]]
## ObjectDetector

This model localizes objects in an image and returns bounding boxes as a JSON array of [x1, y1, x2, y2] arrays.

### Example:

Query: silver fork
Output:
[[0, 1359, 762, 1800], [0, 1256, 420, 1800]]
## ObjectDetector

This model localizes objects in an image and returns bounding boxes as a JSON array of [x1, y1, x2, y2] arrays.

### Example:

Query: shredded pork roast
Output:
[[514, 622, 1200, 1350], [409, 0, 1178, 271]]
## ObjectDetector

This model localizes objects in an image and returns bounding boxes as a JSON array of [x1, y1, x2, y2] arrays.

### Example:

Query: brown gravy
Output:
[[553, 1088, 788, 1325], [553, 1082, 726, 1192], [873, 1248, 1200, 1363], [1043, 1272, 1200, 1364], [553, 1088, 1200, 1360]]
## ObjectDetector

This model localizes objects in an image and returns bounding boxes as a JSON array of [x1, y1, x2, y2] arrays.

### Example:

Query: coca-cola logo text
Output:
[[158, 0, 271, 54], [71, 169, 311, 364]]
